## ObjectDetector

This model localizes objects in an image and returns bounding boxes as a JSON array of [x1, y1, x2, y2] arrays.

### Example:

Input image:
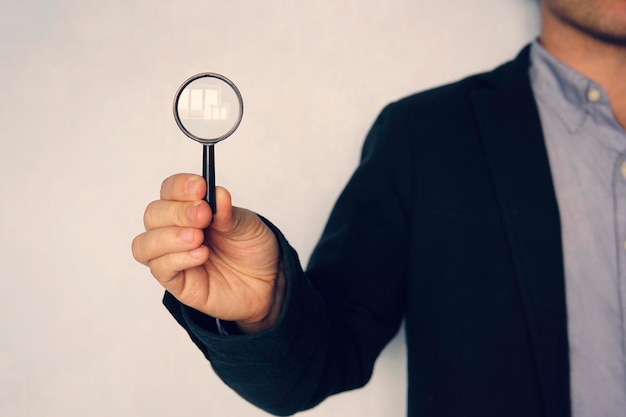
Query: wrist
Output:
[[236, 266, 286, 334]]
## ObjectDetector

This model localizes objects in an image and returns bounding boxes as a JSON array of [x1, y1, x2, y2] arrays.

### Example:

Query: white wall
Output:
[[0, 1, 540, 416]]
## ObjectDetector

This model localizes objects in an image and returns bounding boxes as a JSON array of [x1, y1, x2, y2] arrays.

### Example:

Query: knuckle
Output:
[[143, 200, 161, 230], [148, 254, 169, 279], [159, 175, 174, 199], [131, 233, 153, 266], [130, 235, 142, 262], [148, 259, 161, 280], [161, 173, 190, 200], [148, 255, 177, 285], [176, 202, 192, 225]]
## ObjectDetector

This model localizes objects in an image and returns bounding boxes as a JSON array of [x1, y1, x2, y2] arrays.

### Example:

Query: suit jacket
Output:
[[164, 44, 571, 417]]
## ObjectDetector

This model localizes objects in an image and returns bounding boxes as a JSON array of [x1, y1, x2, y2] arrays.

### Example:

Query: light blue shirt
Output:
[[529, 41, 626, 417]]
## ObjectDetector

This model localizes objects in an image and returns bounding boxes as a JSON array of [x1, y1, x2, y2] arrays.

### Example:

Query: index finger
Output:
[[160, 173, 207, 202]]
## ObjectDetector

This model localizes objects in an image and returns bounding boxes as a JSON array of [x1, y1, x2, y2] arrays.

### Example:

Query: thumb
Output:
[[210, 186, 234, 233], [210, 186, 263, 238]]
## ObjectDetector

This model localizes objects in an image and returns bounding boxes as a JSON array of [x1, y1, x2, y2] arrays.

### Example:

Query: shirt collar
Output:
[[529, 39, 609, 134]]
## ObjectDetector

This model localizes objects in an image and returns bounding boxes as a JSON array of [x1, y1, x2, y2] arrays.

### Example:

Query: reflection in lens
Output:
[[174, 73, 243, 144]]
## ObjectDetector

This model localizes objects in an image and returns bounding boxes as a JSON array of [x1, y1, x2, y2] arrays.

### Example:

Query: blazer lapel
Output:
[[471, 47, 571, 417]]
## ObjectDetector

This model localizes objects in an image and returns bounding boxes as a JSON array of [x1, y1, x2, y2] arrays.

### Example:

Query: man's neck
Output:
[[540, 17, 626, 128]]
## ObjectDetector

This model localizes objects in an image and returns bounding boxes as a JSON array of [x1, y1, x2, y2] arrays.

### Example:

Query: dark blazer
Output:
[[164, 45, 571, 417]]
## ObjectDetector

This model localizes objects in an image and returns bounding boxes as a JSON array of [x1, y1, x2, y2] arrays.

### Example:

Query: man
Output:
[[132, 1, 626, 415]]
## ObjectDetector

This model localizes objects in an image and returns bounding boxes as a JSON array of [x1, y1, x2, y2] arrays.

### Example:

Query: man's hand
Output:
[[131, 174, 284, 334]]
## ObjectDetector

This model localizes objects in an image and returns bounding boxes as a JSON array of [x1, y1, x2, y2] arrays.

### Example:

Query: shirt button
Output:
[[621, 161, 626, 179], [587, 87, 602, 102]]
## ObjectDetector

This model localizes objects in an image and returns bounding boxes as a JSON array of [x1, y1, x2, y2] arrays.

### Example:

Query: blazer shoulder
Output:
[[389, 44, 532, 116]]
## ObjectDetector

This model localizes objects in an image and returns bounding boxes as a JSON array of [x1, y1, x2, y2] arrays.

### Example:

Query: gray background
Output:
[[0, 1, 540, 416]]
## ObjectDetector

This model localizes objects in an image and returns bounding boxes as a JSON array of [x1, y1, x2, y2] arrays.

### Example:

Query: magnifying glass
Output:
[[173, 73, 244, 214]]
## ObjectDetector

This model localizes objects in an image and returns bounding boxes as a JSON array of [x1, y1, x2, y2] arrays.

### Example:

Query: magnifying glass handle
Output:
[[203, 144, 216, 214]]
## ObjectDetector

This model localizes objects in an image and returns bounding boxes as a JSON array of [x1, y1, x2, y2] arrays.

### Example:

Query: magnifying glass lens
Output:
[[175, 75, 243, 144]]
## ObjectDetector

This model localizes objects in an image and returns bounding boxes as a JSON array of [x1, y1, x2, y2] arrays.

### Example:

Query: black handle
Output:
[[203, 144, 216, 214]]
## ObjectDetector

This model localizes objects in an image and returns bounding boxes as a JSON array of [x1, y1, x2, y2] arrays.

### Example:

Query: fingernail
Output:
[[187, 202, 201, 220], [189, 247, 205, 258], [179, 228, 195, 243], [185, 179, 199, 196]]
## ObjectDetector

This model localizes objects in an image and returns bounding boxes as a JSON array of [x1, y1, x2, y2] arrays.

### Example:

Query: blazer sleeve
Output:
[[163, 102, 412, 416]]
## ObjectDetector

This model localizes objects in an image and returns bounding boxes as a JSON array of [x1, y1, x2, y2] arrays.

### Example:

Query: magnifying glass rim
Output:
[[173, 72, 244, 145]]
